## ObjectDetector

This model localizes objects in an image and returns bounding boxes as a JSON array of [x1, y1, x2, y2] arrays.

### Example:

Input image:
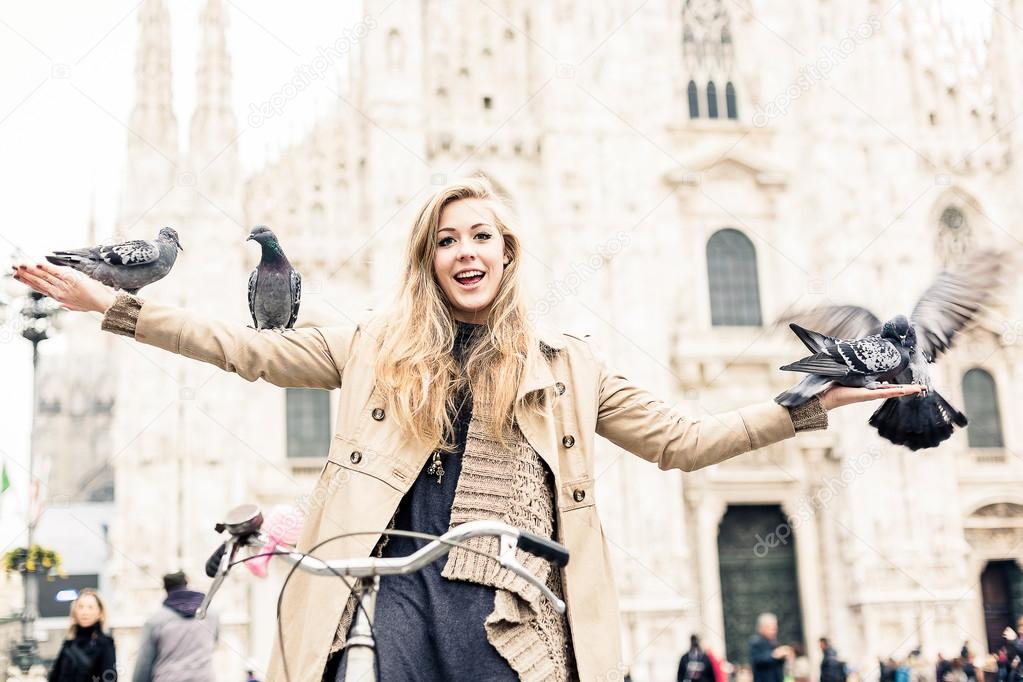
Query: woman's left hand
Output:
[[819, 383, 926, 411]]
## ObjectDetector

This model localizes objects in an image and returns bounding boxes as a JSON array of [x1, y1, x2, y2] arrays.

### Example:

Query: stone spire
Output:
[[121, 0, 179, 232], [189, 0, 239, 195]]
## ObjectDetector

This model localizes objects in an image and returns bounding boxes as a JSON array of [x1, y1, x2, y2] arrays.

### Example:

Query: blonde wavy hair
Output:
[[65, 587, 107, 640], [374, 177, 542, 451]]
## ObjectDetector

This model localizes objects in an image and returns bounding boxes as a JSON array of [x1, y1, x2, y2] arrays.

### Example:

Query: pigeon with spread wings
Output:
[[775, 250, 1008, 450], [45, 227, 183, 294]]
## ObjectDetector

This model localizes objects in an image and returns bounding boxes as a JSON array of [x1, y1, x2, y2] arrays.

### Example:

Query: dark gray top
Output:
[[335, 321, 519, 682]]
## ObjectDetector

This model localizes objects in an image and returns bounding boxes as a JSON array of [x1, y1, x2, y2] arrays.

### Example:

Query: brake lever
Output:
[[197, 535, 241, 620], [496, 533, 567, 614]]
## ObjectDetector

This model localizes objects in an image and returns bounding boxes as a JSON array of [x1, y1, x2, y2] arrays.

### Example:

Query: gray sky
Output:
[[0, 0, 362, 531]]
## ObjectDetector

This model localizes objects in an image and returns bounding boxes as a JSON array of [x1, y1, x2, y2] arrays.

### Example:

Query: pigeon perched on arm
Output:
[[774, 249, 1008, 450], [246, 225, 301, 329], [45, 227, 183, 294]]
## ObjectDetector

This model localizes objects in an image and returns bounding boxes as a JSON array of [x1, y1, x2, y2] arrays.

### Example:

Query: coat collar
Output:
[[516, 326, 564, 401]]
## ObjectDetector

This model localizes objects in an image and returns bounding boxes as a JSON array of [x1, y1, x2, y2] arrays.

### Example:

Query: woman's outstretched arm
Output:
[[592, 345, 924, 472], [13, 262, 354, 390]]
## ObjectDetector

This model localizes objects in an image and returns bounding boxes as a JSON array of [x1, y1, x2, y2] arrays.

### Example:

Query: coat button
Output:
[[350, 451, 363, 464], [555, 382, 566, 396], [562, 435, 575, 448], [371, 408, 385, 421], [573, 489, 586, 503]]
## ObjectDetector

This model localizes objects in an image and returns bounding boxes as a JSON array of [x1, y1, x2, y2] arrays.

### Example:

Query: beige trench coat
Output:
[[125, 300, 798, 682]]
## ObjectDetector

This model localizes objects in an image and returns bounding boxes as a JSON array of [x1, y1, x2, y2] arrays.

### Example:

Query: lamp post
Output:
[[1, 269, 62, 673]]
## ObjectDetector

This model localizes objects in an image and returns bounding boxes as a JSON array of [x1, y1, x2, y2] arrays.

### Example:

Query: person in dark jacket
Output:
[[749, 613, 792, 682], [132, 571, 219, 682], [678, 634, 718, 682], [818, 638, 846, 682], [48, 588, 117, 682]]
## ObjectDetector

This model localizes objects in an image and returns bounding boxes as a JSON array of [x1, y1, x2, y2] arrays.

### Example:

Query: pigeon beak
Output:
[[177, 243, 184, 252], [246, 235, 254, 242]]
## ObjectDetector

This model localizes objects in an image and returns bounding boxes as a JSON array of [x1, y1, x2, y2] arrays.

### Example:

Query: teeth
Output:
[[455, 270, 484, 280]]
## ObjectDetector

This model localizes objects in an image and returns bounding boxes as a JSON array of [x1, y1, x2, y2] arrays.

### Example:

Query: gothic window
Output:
[[936, 204, 973, 265], [707, 228, 762, 326], [707, 81, 719, 118], [286, 388, 331, 458], [726, 81, 738, 119], [682, 0, 738, 121], [962, 368, 1004, 448], [687, 80, 700, 118], [386, 29, 406, 72]]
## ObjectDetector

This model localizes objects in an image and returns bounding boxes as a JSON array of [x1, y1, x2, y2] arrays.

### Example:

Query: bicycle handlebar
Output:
[[196, 505, 570, 620]]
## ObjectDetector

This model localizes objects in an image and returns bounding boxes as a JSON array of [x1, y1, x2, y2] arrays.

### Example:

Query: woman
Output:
[[14, 178, 922, 682], [48, 588, 116, 682]]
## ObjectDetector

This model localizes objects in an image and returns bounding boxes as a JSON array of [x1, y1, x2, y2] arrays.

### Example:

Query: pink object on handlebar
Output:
[[245, 506, 303, 577]]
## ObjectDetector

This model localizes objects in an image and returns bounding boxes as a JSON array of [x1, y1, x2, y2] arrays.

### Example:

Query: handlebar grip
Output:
[[516, 531, 570, 567], [205, 543, 227, 578]]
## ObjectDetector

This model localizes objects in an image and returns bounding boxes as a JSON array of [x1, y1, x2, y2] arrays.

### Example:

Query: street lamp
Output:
[[0, 266, 63, 673]]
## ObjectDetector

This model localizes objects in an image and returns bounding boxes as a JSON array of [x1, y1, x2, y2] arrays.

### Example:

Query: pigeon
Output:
[[45, 227, 183, 294], [246, 226, 301, 329], [776, 315, 915, 403], [774, 249, 1009, 450]]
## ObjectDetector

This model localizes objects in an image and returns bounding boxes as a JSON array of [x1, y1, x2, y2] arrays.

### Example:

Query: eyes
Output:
[[437, 232, 492, 248]]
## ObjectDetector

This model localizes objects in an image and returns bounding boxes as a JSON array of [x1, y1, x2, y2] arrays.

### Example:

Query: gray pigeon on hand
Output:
[[45, 227, 183, 294], [775, 249, 1009, 450], [776, 316, 915, 404], [246, 226, 301, 329]]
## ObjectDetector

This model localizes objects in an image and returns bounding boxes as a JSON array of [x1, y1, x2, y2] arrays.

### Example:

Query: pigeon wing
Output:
[[247, 269, 258, 328], [910, 249, 1008, 362], [776, 305, 882, 340], [99, 239, 160, 266], [287, 270, 301, 328], [780, 352, 853, 377]]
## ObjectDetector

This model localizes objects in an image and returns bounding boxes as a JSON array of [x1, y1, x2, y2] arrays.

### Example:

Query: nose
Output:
[[455, 237, 477, 261]]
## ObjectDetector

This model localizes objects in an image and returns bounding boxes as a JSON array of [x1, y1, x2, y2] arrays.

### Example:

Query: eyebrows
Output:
[[437, 222, 492, 234]]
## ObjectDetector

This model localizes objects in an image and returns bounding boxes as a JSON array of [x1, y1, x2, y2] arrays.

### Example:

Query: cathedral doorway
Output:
[[717, 504, 805, 664], [981, 560, 1023, 652]]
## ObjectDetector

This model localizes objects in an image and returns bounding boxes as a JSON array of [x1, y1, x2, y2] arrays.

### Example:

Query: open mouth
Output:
[[454, 270, 485, 289]]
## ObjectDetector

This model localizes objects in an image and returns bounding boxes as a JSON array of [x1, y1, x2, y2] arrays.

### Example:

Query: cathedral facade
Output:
[[34, 0, 1023, 679]]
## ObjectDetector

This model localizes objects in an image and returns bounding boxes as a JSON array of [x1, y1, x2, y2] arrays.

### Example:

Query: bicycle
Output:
[[196, 503, 571, 681]]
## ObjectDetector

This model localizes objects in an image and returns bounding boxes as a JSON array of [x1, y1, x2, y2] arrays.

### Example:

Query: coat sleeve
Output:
[[100, 635, 117, 681], [132, 622, 157, 682], [101, 294, 355, 389], [594, 351, 798, 472]]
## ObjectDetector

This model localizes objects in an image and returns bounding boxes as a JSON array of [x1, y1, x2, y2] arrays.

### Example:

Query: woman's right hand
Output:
[[10, 263, 118, 314]]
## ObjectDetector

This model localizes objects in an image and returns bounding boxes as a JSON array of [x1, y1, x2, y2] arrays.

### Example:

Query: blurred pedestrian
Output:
[[132, 571, 219, 682], [48, 588, 117, 682], [819, 638, 847, 682], [245, 670, 260, 682], [750, 613, 792, 682], [790, 643, 810, 682], [678, 634, 718, 682]]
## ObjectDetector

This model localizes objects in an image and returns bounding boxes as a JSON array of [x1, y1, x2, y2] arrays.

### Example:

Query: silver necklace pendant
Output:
[[427, 451, 444, 485]]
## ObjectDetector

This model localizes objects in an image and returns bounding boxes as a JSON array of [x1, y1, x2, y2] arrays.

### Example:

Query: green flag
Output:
[[1, 461, 9, 494]]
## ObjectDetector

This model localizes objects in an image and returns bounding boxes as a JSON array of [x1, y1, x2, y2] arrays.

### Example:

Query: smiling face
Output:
[[432, 198, 509, 324]]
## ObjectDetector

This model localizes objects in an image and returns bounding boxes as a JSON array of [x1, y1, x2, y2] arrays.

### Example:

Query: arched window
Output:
[[286, 388, 331, 458], [707, 228, 762, 326], [687, 80, 700, 118], [962, 368, 1004, 448], [725, 81, 738, 119], [707, 81, 719, 119]]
